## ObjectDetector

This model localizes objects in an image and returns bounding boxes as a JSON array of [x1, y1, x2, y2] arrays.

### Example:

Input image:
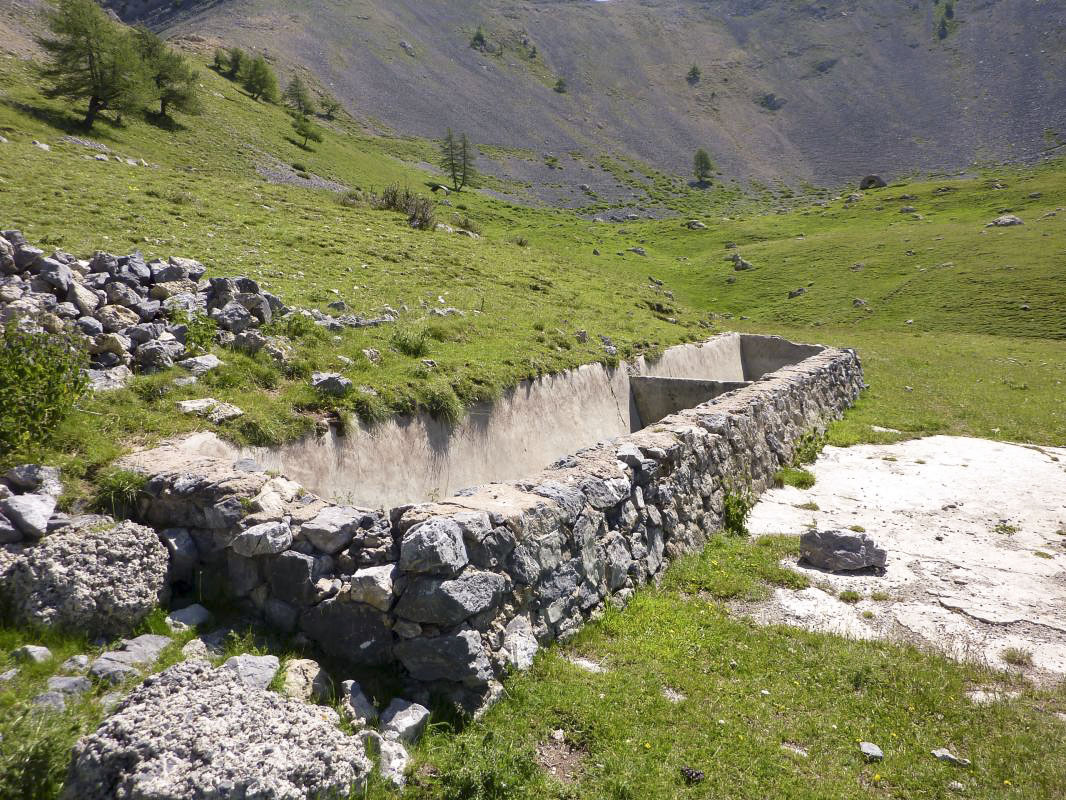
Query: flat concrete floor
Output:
[[743, 435, 1066, 685]]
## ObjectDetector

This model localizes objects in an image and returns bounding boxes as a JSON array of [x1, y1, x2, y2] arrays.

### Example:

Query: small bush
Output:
[[391, 324, 430, 357], [267, 313, 319, 340], [722, 484, 754, 536], [792, 430, 828, 465], [838, 590, 862, 604], [0, 322, 88, 456], [774, 466, 815, 489], [92, 468, 148, 518], [373, 185, 436, 230], [452, 213, 482, 235], [423, 381, 463, 424], [1002, 647, 1033, 667]]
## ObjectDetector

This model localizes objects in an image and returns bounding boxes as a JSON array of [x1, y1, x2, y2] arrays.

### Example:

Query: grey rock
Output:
[[134, 340, 182, 372], [89, 634, 172, 684], [12, 644, 53, 664], [302, 505, 359, 553], [349, 564, 397, 611], [47, 675, 91, 695], [860, 741, 884, 762], [231, 520, 292, 557], [377, 736, 410, 788], [86, 365, 132, 391], [165, 603, 212, 631], [32, 691, 66, 711], [0, 512, 20, 543], [220, 653, 280, 690], [6, 464, 62, 495], [932, 748, 972, 767], [61, 660, 372, 800], [10, 519, 168, 636], [0, 668, 18, 684], [210, 300, 255, 332], [311, 371, 353, 396], [267, 550, 324, 606], [300, 596, 393, 665], [502, 615, 539, 671], [160, 527, 198, 581], [986, 214, 1023, 227], [177, 354, 221, 376], [1, 493, 56, 539], [61, 654, 90, 672], [381, 698, 430, 744], [38, 259, 73, 294], [800, 529, 887, 572], [394, 627, 494, 686], [399, 517, 468, 576], [395, 570, 507, 626], [340, 679, 378, 726]]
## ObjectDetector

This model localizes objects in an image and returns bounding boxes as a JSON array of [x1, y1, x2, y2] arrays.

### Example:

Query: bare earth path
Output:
[[743, 436, 1066, 685]]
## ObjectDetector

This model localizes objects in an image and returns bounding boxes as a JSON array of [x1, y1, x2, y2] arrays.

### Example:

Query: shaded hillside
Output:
[[97, 0, 1066, 193]]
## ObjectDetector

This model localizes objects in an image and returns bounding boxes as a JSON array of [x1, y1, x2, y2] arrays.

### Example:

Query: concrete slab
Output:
[[743, 436, 1066, 683]]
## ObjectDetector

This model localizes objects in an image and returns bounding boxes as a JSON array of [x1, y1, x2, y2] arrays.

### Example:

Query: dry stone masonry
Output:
[[115, 342, 864, 708]]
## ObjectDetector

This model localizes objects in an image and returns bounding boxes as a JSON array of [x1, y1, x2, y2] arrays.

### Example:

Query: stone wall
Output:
[[119, 342, 864, 707]]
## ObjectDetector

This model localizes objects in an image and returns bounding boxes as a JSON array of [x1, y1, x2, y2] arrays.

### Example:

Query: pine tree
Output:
[[37, 0, 150, 128], [243, 54, 279, 102], [292, 114, 323, 149], [133, 27, 202, 118], [283, 74, 315, 115], [320, 95, 341, 119], [440, 128, 460, 191], [693, 148, 714, 184], [212, 48, 226, 72], [459, 133, 478, 191], [687, 64, 701, 84]]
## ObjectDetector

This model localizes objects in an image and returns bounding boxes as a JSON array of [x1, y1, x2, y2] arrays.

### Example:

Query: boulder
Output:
[[62, 660, 372, 800], [394, 627, 494, 686], [281, 657, 331, 701], [96, 304, 140, 332], [380, 698, 430, 744], [348, 565, 397, 611], [165, 603, 211, 631], [9, 518, 169, 636], [89, 634, 172, 684], [220, 653, 280, 690], [394, 570, 507, 626], [300, 596, 393, 665], [799, 529, 887, 572], [859, 175, 887, 190], [986, 214, 1023, 227], [302, 505, 360, 553], [339, 679, 378, 726], [311, 372, 353, 396], [177, 354, 221, 376], [6, 463, 62, 496], [1, 493, 56, 539], [12, 644, 53, 664], [399, 517, 468, 576], [231, 520, 292, 557], [210, 300, 255, 333]]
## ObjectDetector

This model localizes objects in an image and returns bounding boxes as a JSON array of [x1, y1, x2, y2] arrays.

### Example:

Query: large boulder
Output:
[[62, 659, 372, 800], [394, 570, 507, 626], [799, 529, 887, 573], [394, 626, 494, 686], [9, 518, 169, 636], [398, 517, 468, 576]]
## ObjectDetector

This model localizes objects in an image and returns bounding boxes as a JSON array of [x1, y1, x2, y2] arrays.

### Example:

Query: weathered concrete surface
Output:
[[181, 333, 820, 507], [745, 436, 1066, 683], [630, 376, 749, 428]]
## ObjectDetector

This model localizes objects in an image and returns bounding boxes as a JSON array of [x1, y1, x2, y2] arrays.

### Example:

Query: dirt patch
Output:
[[535, 732, 585, 785], [743, 435, 1066, 685]]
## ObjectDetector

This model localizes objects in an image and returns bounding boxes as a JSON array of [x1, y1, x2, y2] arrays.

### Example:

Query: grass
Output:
[[385, 535, 1066, 800], [774, 466, 816, 490], [1001, 648, 1034, 668]]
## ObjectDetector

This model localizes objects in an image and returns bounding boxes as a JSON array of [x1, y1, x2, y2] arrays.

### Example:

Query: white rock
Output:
[[220, 654, 280, 690], [348, 565, 397, 611], [165, 604, 212, 631], [339, 679, 377, 726], [381, 698, 431, 744]]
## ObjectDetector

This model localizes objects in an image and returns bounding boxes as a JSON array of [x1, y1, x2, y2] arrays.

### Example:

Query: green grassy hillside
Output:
[[0, 49, 1063, 506]]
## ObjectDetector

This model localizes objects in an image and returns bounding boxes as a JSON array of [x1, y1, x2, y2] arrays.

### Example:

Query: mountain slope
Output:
[[103, 0, 1066, 191]]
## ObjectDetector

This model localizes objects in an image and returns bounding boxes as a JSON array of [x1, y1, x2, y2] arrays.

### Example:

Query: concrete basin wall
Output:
[[182, 333, 825, 508]]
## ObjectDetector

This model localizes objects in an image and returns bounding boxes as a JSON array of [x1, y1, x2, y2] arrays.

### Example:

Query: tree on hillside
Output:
[[133, 27, 202, 118], [693, 148, 714, 184], [212, 48, 226, 72], [37, 0, 150, 128], [320, 94, 341, 119], [687, 64, 701, 84], [471, 26, 487, 50], [292, 114, 323, 149], [440, 128, 460, 191], [225, 46, 246, 80], [243, 54, 279, 102], [459, 133, 478, 191], [283, 74, 315, 115], [554, 77, 567, 93]]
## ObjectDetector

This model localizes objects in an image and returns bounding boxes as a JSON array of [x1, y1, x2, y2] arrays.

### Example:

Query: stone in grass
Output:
[[380, 698, 431, 744], [340, 680, 378, 727], [177, 354, 222, 376], [932, 748, 972, 767], [800, 529, 887, 573], [12, 644, 53, 664], [860, 741, 884, 762], [90, 634, 172, 685], [986, 214, 1023, 227], [1, 493, 57, 539], [311, 372, 352, 396], [176, 398, 244, 424], [32, 691, 66, 712], [47, 676, 91, 696], [61, 654, 90, 672], [165, 603, 212, 632], [0, 668, 19, 684], [220, 653, 280, 690]]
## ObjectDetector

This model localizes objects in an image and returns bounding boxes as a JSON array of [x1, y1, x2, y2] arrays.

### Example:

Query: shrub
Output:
[[838, 590, 862, 604], [452, 213, 482, 235], [792, 430, 827, 465], [554, 77, 567, 93], [391, 323, 430, 357], [423, 381, 463, 424], [722, 484, 754, 536], [168, 309, 216, 354], [774, 466, 815, 489], [92, 468, 148, 518], [0, 322, 88, 456], [373, 185, 436, 230]]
